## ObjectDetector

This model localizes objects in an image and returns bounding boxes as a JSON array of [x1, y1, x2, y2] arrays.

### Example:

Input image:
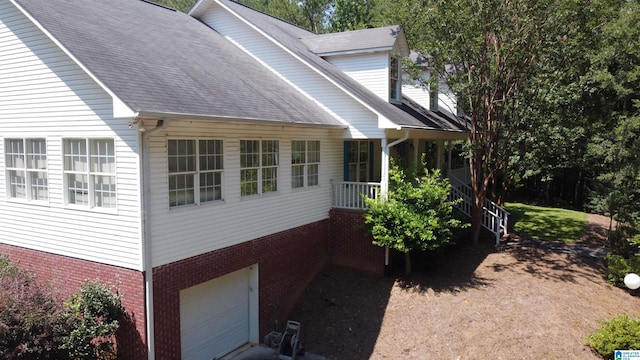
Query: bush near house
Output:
[[364, 165, 466, 275], [0, 257, 124, 360]]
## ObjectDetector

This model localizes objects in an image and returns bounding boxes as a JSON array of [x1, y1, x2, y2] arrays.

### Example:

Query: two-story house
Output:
[[0, 0, 469, 359]]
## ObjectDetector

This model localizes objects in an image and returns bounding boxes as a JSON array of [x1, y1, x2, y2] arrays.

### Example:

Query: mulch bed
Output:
[[288, 214, 640, 359]]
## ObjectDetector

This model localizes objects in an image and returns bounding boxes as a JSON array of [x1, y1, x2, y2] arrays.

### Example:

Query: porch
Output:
[[330, 166, 508, 245]]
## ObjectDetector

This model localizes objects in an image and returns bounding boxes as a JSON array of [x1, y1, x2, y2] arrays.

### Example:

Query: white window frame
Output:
[[240, 139, 279, 197], [63, 138, 116, 209], [291, 140, 320, 189], [167, 138, 224, 208], [389, 55, 401, 103], [5, 138, 48, 202]]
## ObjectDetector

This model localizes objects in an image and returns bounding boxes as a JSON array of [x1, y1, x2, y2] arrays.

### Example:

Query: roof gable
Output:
[[12, 0, 343, 126]]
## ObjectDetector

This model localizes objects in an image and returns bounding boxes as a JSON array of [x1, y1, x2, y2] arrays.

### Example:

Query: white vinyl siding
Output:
[[325, 53, 389, 101], [199, 4, 384, 139], [0, 1, 142, 270], [148, 122, 343, 267]]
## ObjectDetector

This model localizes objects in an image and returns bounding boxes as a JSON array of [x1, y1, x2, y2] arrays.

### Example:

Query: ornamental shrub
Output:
[[60, 280, 125, 360], [364, 164, 467, 274], [586, 314, 640, 359], [0, 256, 67, 359], [606, 253, 640, 287]]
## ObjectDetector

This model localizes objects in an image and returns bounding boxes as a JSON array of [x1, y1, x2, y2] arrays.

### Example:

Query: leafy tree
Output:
[[240, 0, 333, 33], [379, 0, 580, 245], [329, 0, 376, 32], [363, 165, 464, 275]]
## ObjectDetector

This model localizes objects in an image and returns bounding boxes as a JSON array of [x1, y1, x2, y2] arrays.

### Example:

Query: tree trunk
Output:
[[404, 252, 412, 276], [471, 201, 484, 246]]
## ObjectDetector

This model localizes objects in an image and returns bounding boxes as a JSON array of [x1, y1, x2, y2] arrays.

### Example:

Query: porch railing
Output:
[[330, 177, 509, 245], [330, 181, 381, 209], [449, 176, 509, 244]]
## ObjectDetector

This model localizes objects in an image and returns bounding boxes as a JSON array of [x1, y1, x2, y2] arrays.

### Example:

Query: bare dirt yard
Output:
[[289, 214, 640, 359]]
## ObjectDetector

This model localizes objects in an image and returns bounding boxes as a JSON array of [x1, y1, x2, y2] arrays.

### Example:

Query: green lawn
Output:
[[504, 202, 588, 243]]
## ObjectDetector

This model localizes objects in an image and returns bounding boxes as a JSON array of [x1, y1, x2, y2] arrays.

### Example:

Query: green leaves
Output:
[[363, 165, 466, 257]]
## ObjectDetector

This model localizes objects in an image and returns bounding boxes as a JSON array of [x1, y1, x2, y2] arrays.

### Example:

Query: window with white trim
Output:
[[389, 56, 401, 102], [348, 140, 370, 182], [240, 140, 278, 196], [168, 139, 223, 207], [5, 138, 48, 201], [292, 140, 320, 188], [64, 138, 116, 208]]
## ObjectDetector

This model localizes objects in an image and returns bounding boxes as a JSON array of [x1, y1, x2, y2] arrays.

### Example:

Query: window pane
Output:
[[91, 139, 115, 174], [64, 139, 87, 172], [169, 174, 195, 207], [262, 167, 277, 193], [292, 140, 305, 164], [27, 139, 47, 170], [308, 164, 319, 186], [94, 175, 116, 208], [6, 139, 25, 168], [199, 140, 223, 171], [241, 169, 258, 196], [200, 172, 222, 202], [308, 141, 320, 163], [9, 170, 26, 199], [292, 165, 304, 188], [67, 173, 89, 205], [30, 171, 48, 201], [240, 140, 259, 168], [168, 139, 195, 173], [261, 140, 278, 166]]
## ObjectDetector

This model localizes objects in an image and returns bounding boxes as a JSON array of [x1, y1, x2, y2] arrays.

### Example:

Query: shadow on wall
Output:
[[116, 311, 148, 359]]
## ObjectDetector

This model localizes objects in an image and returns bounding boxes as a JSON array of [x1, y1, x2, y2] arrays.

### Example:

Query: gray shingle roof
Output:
[[14, 0, 344, 127], [215, 0, 467, 133], [301, 26, 402, 55]]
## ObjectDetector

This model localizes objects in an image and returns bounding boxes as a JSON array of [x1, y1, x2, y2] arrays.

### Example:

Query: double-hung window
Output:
[[240, 140, 278, 196], [389, 56, 401, 103], [64, 138, 116, 208], [168, 139, 223, 207], [292, 140, 320, 188], [5, 138, 48, 201]]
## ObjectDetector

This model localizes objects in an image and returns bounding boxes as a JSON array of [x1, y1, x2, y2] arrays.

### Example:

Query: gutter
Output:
[[381, 129, 409, 276], [137, 117, 170, 360]]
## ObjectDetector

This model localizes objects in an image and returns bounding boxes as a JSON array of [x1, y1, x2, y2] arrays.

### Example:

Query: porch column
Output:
[[436, 140, 444, 171], [413, 139, 420, 169], [447, 140, 452, 177], [380, 138, 389, 195]]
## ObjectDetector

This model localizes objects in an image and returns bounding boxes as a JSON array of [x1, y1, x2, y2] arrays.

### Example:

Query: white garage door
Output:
[[180, 267, 255, 360]]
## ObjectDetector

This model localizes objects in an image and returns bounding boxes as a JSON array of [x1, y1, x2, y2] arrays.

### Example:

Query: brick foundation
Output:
[[152, 219, 329, 359], [0, 244, 148, 359], [328, 208, 385, 275]]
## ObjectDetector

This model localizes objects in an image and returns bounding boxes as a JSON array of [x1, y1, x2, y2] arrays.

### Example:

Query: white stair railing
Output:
[[449, 176, 509, 245]]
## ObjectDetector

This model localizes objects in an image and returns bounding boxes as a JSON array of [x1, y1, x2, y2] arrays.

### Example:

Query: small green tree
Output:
[[60, 280, 124, 360], [364, 165, 465, 275]]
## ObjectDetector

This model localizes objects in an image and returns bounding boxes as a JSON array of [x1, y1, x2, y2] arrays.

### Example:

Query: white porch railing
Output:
[[449, 176, 509, 244], [330, 177, 509, 245], [330, 181, 381, 209]]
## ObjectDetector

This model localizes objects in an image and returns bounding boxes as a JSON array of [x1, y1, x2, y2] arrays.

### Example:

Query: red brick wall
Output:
[[328, 208, 385, 275], [152, 219, 329, 359], [0, 244, 148, 359]]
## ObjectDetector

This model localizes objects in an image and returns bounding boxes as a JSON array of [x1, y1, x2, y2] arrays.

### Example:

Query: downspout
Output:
[[381, 129, 409, 276], [138, 118, 170, 360]]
